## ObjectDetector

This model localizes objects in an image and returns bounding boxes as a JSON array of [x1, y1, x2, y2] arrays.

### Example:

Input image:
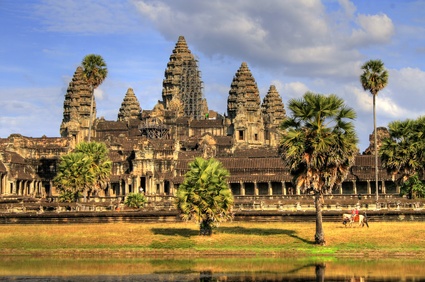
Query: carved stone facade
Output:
[[0, 36, 397, 199]]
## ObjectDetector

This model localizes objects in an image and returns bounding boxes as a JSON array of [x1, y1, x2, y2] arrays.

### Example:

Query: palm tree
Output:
[[380, 116, 425, 197], [280, 92, 358, 245], [53, 141, 112, 201], [74, 141, 112, 198], [53, 152, 94, 202], [176, 157, 234, 235], [81, 54, 108, 141], [360, 59, 389, 202]]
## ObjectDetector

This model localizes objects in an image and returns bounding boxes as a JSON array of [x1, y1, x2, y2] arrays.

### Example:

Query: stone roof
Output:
[[232, 147, 279, 158], [215, 136, 233, 146], [262, 85, 286, 126], [2, 151, 26, 164], [117, 88, 142, 122], [227, 62, 261, 118], [0, 161, 6, 172], [190, 119, 224, 128], [96, 121, 128, 131]]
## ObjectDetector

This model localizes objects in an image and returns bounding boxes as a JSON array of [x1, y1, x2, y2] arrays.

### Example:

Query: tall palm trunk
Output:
[[373, 94, 379, 203], [88, 86, 94, 142], [314, 191, 326, 245]]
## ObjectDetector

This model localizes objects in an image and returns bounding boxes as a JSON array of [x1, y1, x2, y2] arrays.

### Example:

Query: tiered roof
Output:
[[227, 62, 261, 119], [117, 88, 141, 122]]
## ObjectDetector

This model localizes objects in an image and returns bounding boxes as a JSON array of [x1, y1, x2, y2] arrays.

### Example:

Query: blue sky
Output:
[[0, 0, 424, 152]]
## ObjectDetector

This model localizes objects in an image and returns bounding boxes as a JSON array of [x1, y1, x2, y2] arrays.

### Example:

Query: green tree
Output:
[[54, 141, 112, 201], [74, 141, 112, 198], [176, 157, 234, 235], [360, 59, 389, 202], [380, 116, 425, 198], [280, 92, 358, 245], [125, 192, 147, 208], [81, 54, 108, 141], [53, 152, 94, 202]]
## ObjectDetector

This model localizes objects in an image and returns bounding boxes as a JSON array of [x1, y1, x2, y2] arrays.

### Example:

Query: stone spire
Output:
[[227, 62, 264, 146], [363, 127, 390, 155], [162, 36, 208, 119], [118, 88, 141, 122], [227, 62, 261, 120], [60, 66, 93, 143], [261, 85, 286, 146]]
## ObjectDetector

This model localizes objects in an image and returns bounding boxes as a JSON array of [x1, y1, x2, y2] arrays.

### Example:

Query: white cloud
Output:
[[349, 13, 395, 46], [274, 81, 310, 100]]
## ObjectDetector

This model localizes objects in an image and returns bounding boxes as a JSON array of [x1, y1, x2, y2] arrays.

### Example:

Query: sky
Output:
[[0, 0, 424, 152]]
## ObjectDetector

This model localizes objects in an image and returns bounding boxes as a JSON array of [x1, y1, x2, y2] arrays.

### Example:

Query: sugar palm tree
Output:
[[81, 54, 108, 141], [281, 92, 358, 245], [360, 59, 388, 202], [53, 152, 94, 202], [53, 141, 112, 201], [176, 157, 234, 235], [74, 141, 112, 198], [380, 116, 425, 197]]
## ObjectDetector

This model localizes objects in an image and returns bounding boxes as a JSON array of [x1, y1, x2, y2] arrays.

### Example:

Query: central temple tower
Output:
[[162, 36, 208, 119]]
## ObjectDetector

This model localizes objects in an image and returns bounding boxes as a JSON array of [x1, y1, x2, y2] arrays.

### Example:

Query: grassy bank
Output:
[[0, 221, 423, 259]]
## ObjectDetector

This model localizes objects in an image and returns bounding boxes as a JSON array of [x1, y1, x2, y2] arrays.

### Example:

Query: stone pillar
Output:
[[125, 179, 130, 195], [367, 180, 371, 195], [296, 186, 301, 195], [135, 177, 141, 193], [268, 181, 272, 196], [352, 180, 357, 195], [170, 182, 175, 196], [282, 181, 286, 195], [240, 181, 245, 196], [381, 180, 386, 194], [254, 181, 259, 196]]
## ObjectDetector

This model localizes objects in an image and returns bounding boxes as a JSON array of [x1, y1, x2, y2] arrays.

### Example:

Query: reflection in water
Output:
[[0, 258, 424, 281]]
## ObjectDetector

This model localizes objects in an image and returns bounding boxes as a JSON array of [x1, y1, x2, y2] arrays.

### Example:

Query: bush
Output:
[[58, 190, 81, 203], [124, 193, 146, 208]]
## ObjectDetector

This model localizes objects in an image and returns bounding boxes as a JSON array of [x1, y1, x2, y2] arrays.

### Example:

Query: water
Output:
[[0, 257, 424, 281]]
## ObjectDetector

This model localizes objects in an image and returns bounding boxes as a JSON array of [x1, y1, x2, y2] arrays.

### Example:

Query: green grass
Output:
[[0, 221, 423, 259]]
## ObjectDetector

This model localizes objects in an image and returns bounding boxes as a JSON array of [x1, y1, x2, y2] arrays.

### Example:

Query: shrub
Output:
[[124, 193, 146, 208]]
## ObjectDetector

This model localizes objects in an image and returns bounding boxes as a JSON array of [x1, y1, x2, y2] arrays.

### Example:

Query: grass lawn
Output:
[[0, 221, 423, 259]]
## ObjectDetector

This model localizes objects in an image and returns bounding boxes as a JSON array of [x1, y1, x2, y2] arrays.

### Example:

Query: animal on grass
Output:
[[342, 213, 369, 228]]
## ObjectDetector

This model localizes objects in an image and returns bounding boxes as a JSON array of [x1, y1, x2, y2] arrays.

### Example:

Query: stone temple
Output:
[[0, 36, 397, 200]]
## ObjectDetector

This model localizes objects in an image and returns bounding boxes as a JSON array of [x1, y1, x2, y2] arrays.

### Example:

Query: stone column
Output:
[[240, 181, 245, 196], [254, 181, 259, 196], [381, 180, 386, 194], [268, 181, 272, 196], [352, 180, 357, 195], [367, 180, 371, 195], [282, 181, 286, 195]]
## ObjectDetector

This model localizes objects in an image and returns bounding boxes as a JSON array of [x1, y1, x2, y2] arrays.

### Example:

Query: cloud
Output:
[[131, 0, 390, 81], [349, 13, 395, 47], [0, 87, 63, 137]]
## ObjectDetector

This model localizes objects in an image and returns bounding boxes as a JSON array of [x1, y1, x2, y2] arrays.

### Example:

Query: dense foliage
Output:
[[125, 192, 147, 208], [380, 116, 425, 199], [176, 157, 234, 235], [54, 141, 112, 201]]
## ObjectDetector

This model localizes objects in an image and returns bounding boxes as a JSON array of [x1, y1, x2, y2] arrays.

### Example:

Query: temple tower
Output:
[[261, 85, 286, 147], [162, 36, 208, 119], [227, 62, 264, 147], [117, 88, 142, 122], [60, 66, 93, 144]]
